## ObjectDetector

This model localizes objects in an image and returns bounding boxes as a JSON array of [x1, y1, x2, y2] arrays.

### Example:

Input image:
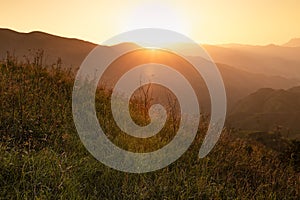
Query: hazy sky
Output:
[[1, 0, 299, 45]]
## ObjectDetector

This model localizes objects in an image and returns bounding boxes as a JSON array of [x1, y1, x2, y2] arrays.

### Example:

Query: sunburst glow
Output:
[[123, 2, 190, 36]]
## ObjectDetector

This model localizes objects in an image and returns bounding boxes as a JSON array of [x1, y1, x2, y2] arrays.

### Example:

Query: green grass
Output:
[[0, 57, 299, 199]]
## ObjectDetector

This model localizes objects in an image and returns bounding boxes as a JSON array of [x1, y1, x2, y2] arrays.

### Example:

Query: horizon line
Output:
[[1, 27, 299, 47]]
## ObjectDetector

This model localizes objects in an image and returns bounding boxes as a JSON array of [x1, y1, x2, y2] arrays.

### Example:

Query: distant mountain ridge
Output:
[[0, 28, 146, 69], [283, 38, 300, 47], [227, 86, 300, 140], [171, 40, 300, 79], [0, 28, 299, 110], [203, 44, 300, 79], [0, 28, 97, 68]]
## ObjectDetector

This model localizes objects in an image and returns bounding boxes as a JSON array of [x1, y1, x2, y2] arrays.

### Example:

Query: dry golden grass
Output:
[[0, 55, 299, 199]]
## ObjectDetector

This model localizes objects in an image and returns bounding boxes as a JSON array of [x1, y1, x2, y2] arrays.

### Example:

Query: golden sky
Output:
[[1, 0, 299, 45]]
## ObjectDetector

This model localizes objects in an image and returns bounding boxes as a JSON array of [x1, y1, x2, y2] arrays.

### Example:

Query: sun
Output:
[[123, 2, 189, 36]]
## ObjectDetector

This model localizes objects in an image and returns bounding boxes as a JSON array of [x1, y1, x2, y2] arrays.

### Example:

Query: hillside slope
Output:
[[0, 28, 299, 109], [227, 86, 300, 139], [0, 28, 97, 68], [0, 58, 299, 199]]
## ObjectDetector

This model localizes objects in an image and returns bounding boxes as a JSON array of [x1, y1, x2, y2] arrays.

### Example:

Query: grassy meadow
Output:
[[0, 54, 299, 199]]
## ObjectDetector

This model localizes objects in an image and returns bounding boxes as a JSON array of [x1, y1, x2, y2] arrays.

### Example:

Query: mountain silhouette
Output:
[[227, 86, 300, 140], [283, 38, 300, 47], [203, 43, 300, 79], [0, 28, 299, 111], [0, 28, 96, 68], [0, 28, 139, 69]]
